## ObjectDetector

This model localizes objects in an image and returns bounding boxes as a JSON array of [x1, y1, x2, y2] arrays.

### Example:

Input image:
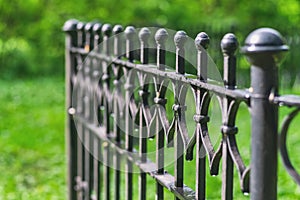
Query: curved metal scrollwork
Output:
[[64, 19, 260, 200], [223, 99, 250, 193], [279, 108, 300, 186]]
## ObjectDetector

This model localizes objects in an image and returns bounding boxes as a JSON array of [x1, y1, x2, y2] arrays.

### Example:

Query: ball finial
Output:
[[76, 21, 85, 31], [113, 25, 123, 35], [101, 24, 112, 36], [63, 19, 78, 32], [92, 23, 102, 35], [174, 30, 187, 48], [221, 33, 238, 55], [124, 26, 136, 40], [195, 32, 210, 50], [139, 27, 151, 42], [84, 22, 95, 33], [155, 28, 168, 45]]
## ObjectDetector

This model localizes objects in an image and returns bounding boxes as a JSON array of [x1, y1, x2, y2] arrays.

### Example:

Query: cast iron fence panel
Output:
[[63, 19, 300, 200]]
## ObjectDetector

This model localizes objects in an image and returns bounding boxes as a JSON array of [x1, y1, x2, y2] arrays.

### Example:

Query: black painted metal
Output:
[[154, 28, 168, 200], [64, 19, 300, 200], [242, 28, 288, 200], [63, 19, 78, 200]]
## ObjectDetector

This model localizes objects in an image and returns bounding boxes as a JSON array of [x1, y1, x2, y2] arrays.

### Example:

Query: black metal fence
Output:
[[63, 19, 300, 200]]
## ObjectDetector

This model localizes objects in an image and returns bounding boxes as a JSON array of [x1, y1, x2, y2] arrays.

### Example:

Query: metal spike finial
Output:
[[174, 30, 187, 48], [195, 32, 210, 50], [221, 33, 238, 55], [155, 28, 168, 45]]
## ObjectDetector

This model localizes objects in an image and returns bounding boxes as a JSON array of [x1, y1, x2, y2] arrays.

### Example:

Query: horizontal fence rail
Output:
[[64, 19, 300, 200]]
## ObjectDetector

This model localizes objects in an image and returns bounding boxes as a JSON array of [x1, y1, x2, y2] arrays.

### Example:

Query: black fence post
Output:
[[154, 28, 168, 200], [194, 32, 210, 200], [221, 33, 238, 200], [173, 31, 187, 196], [124, 26, 136, 200], [241, 28, 288, 200], [64, 19, 300, 199], [63, 19, 79, 200]]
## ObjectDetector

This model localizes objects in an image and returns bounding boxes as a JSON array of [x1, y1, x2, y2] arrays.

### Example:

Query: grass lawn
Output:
[[0, 77, 66, 200], [0, 77, 300, 199]]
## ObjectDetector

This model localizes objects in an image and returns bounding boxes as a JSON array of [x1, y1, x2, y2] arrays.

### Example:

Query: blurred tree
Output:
[[0, 0, 299, 85]]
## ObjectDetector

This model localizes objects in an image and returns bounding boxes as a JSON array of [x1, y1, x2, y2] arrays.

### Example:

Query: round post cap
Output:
[[241, 28, 289, 54]]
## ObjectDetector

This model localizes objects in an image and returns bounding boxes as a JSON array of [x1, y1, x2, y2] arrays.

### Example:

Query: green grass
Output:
[[0, 77, 300, 199], [0, 77, 66, 200]]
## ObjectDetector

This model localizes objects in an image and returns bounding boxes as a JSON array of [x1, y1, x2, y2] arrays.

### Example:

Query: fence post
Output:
[[241, 28, 288, 200], [63, 19, 79, 200]]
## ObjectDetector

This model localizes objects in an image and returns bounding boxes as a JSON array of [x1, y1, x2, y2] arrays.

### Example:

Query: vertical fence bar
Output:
[[138, 27, 151, 200], [76, 21, 87, 200], [82, 22, 96, 200], [85, 22, 96, 200], [124, 26, 136, 200], [220, 33, 238, 200], [102, 24, 112, 135], [84, 22, 95, 52], [65, 20, 294, 200], [63, 19, 79, 200], [112, 24, 123, 200], [241, 28, 288, 200], [101, 23, 112, 200], [92, 22, 102, 200], [194, 32, 210, 200], [173, 31, 187, 200], [93, 23, 102, 53], [154, 28, 168, 200]]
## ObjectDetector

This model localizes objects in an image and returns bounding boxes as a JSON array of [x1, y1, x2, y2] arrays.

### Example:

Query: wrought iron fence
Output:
[[63, 19, 300, 200]]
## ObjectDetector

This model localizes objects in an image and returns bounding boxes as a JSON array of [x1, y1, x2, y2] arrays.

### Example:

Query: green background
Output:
[[1, 0, 300, 199]]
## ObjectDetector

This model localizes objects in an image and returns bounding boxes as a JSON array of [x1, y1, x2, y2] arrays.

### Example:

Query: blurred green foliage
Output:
[[0, 0, 300, 82]]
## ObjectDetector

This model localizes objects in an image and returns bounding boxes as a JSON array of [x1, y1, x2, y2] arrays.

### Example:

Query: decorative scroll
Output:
[[279, 108, 300, 186], [65, 19, 300, 200]]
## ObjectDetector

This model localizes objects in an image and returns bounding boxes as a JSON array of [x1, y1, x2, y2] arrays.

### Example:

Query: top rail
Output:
[[64, 19, 300, 200]]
